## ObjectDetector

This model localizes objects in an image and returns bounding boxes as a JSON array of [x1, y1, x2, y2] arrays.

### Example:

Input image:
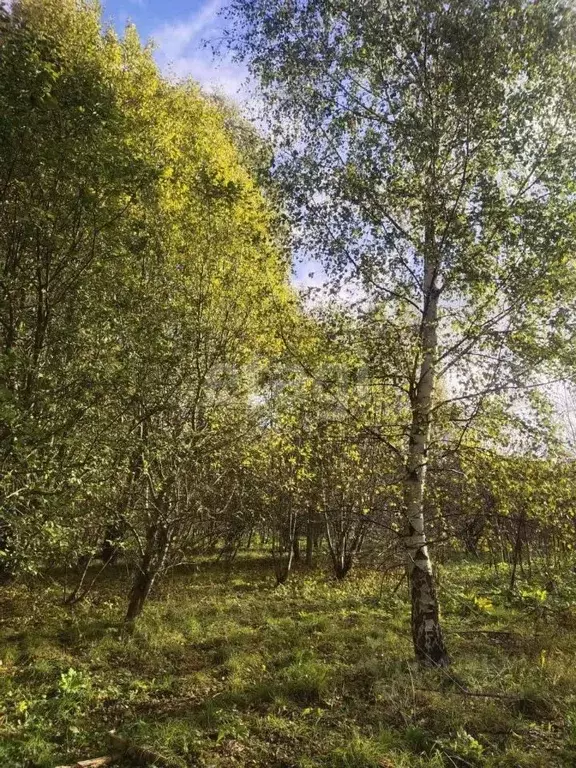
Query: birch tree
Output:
[[226, 0, 576, 665]]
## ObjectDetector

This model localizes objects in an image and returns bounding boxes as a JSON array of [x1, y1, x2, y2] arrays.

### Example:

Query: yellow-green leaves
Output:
[[0, 0, 293, 577]]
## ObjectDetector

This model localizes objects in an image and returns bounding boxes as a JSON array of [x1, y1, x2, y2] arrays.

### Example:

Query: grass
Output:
[[1, 555, 576, 767]]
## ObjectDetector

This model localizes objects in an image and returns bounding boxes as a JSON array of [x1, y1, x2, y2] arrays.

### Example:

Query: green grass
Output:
[[1, 556, 576, 767]]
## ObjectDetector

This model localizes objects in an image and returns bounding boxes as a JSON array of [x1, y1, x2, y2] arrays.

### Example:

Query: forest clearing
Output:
[[3, 0, 576, 766]]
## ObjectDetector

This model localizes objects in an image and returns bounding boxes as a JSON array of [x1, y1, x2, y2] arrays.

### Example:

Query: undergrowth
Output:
[[1, 556, 576, 767]]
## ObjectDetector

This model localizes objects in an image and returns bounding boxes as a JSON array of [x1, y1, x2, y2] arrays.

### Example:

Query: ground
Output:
[[1, 555, 576, 767]]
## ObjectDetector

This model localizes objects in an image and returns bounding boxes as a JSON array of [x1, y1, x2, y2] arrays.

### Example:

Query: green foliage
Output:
[[0, 0, 293, 589], [3, 3, 576, 766], [225, 0, 576, 664]]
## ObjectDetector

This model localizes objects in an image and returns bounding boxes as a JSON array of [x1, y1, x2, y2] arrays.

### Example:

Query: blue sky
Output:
[[101, 0, 249, 100]]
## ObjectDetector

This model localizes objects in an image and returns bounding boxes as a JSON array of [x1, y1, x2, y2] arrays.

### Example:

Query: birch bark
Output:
[[404, 226, 449, 666]]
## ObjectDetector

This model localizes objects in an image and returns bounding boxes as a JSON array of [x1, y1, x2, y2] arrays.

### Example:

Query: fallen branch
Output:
[[55, 757, 117, 768], [416, 686, 518, 700]]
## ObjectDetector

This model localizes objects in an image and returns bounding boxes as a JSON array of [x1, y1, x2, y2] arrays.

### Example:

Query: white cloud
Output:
[[151, 0, 249, 102], [153, 0, 221, 60]]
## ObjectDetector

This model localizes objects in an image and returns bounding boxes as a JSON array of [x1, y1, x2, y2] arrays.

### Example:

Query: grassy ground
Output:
[[1, 555, 576, 767]]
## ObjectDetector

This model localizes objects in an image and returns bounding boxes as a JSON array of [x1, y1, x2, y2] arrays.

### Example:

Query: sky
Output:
[[101, 0, 249, 101]]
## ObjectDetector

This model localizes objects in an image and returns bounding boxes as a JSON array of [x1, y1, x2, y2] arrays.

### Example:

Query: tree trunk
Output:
[[65, 554, 94, 604], [333, 555, 352, 580], [0, 527, 13, 580], [404, 237, 449, 667], [292, 531, 301, 562], [100, 524, 123, 564], [125, 567, 156, 624], [124, 522, 169, 624], [305, 524, 314, 566], [272, 500, 298, 585], [274, 548, 294, 585], [509, 509, 525, 592]]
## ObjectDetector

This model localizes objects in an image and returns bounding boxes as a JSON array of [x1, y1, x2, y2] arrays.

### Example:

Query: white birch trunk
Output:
[[404, 232, 449, 667]]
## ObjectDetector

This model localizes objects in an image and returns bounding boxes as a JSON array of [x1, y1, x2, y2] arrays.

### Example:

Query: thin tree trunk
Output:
[[0, 527, 13, 580], [66, 549, 117, 606], [275, 546, 295, 585], [65, 553, 94, 605], [509, 510, 525, 592], [125, 567, 156, 624], [305, 519, 314, 567], [100, 523, 125, 564], [124, 523, 169, 624], [273, 504, 297, 585], [292, 531, 301, 562], [404, 235, 449, 668]]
